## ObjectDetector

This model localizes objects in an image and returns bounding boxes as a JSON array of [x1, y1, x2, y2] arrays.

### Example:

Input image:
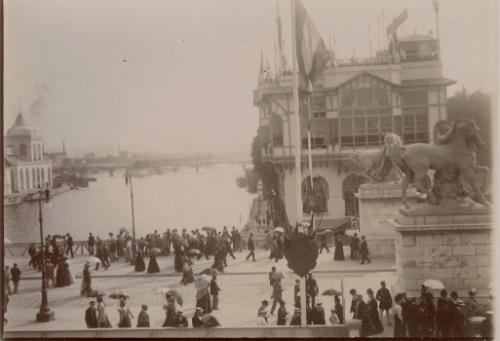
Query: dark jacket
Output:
[[10, 267, 21, 282], [359, 239, 369, 256], [248, 238, 255, 251], [192, 313, 204, 328], [85, 307, 98, 328], [210, 279, 221, 296], [173, 315, 189, 327]]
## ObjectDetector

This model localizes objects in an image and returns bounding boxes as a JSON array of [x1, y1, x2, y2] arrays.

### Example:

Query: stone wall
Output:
[[392, 212, 492, 297], [356, 182, 418, 258]]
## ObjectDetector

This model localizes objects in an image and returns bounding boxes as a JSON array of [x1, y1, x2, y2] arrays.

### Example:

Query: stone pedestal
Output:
[[391, 204, 492, 297], [355, 182, 418, 258]]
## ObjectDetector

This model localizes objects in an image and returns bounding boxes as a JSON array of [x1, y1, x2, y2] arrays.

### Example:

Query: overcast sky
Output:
[[4, 0, 496, 156]]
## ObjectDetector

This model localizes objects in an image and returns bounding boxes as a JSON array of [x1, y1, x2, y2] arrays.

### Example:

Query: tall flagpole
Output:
[[306, 93, 314, 232], [291, 0, 307, 328]]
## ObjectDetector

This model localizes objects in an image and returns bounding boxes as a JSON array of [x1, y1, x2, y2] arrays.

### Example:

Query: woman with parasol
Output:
[[147, 248, 160, 274], [117, 298, 134, 328]]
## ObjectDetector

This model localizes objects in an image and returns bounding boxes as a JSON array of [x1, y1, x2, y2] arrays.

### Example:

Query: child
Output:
[[137, 304, 150, 327]]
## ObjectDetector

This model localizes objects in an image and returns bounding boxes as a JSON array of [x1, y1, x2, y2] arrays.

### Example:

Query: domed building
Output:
[[4, 112, 53, 194]]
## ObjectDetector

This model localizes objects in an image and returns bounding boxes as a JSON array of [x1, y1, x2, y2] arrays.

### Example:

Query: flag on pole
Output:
[[386, 9, 408, 37], [294, 0, 330, 87], [432, 0, 439, 13]]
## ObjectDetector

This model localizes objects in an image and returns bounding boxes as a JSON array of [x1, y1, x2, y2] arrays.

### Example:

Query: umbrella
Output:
[[195, 274, 211, 289], [91, 290, 106, 297], [86, 256, 101, 264], [322, 289, 341, 296], [199, 267, 218, 277], [109, 290, 130, 299], [4, 238, 12, 245], [119, 227, 128, 234], [423, 279, 445, 290], [274, 227, 284, 233], [53, 234, 65, 239], [187, 248, 201, 256], [149, 247, 161, 256], [270, 271, 284, 281], [201, 226, 215, 232]]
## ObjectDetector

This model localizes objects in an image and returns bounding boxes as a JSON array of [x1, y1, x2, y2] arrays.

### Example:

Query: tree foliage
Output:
[[250, 129, 279, 197], [446, 89, 493, 167]]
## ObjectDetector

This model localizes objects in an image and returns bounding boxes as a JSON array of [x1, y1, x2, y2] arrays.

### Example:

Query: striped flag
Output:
[[294, 0, 330, 86]]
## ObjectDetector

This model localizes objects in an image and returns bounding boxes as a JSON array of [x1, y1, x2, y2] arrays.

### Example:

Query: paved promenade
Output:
[[4, 247, 396, 336]]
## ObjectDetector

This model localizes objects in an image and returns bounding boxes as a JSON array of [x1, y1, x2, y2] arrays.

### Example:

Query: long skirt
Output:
[[80, 280, 92, 296], [135, 257, 146, 272], [334, 243, 345, 261], [147, 256, 160, 273]]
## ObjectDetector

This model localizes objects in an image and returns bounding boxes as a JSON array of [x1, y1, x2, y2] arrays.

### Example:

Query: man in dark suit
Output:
[[173, 311, 188, 327], [359, 236, 370, 264], [66, 233, 74, 258], [246, 233, 256, 261], [85, 301, 98, 328]]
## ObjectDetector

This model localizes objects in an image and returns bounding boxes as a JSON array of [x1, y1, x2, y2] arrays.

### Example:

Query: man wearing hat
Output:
[[192, 307, 204, 328], [85, 301, 98, 328], [465, 288, 484, 318], [201, 312, 221, 328], [173, 310, 188, 327]]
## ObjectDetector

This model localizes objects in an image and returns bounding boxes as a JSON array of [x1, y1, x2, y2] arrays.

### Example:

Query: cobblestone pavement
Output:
[[4, 247, 396, 336]]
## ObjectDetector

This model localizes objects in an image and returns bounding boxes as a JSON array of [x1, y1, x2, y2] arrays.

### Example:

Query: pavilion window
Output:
[[25, 169, 30, 189]]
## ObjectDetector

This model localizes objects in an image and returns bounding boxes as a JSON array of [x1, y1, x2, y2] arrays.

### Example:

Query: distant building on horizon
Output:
[[253, 8, 455, 227], [4, 112, 53, 194]]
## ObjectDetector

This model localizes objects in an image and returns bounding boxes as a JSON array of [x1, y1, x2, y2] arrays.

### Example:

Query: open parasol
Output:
[[422, 279, 445, 290], [109, 290, 130, 299], [86, 256, 101, 264], [119, 227, 128, 234], [195, 274, 212, 289], [199, 267, 218, 277], [322, 289, 341, 296], [187, 248, 201, 256], [91, 290, 106, 297], [201, 226, 215, 232], [270, 271, 284, 281], [273, 227, 284, 233], [153, 287, 183, 306], [149, 247, 161, 256]]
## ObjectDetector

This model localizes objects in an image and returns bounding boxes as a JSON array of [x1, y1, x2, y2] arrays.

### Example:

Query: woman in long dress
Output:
[[393, 294, 407, 337], [333, 235, 345, 261], [367, 288, 384, 335], [117, 299, 134, 328], [64, 258, 75, 285], [334, 295, 344, 324], [96, 295, 112, 328], [147, 254, 160, 274], [134, 252, 145, 272], [80, 263, 92, 297], [55, 259, 66, 287], [162, 296, 177, 327], [356, 294, 375, 337]]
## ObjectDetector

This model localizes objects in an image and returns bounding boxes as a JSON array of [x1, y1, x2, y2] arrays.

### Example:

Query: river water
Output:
[[4, 163, 254, 243]]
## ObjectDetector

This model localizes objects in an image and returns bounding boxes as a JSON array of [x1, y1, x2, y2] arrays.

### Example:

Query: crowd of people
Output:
[[348, 283, 493, 337]]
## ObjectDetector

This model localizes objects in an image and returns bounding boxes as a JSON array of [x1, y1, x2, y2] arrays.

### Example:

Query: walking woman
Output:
[[134, 251, 146, 272], [117, 299, 134, 328], [367, 288, 384, 335], [393, 294, 406, 337], [333, 234, 345, 261], [96, 295, 112, 328], [147, 253, 160, 274]]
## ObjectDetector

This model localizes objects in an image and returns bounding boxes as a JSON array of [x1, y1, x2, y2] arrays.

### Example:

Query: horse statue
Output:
[[389, 118, 490, 209], [347, 132, 405, 183]]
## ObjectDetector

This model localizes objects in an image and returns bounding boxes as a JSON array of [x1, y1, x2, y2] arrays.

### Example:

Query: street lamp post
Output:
[[36, 188, 54, 322], [125, 174, 137, 261]]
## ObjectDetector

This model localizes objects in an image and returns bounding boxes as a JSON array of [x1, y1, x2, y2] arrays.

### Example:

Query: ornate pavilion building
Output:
[[253, 10, 456, 227], [4, 112, 53, 194]]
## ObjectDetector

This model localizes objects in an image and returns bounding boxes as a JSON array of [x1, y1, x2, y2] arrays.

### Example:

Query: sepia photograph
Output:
[[2, 0, 497, 338]]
